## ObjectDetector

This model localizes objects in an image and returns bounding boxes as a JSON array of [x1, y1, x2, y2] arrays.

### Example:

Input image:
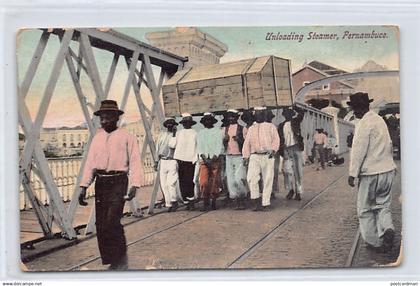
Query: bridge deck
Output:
[[21, 154, 402, 271]]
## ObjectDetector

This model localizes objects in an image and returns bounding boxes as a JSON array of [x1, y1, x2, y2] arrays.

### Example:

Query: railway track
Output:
[[66, 171, 361, 271], [66, 207, 207, 271], [227, 173, 351, 268], [345, 229, 361, 267]]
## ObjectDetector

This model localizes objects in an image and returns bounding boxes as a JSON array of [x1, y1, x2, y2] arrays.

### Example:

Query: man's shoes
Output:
[[382, 228, 395, 252], [286, 189, 294, 200], [239, 200, 246, 210], [294, 193, 302, 201], [189, 201, 195, 211], [261, 205, 270, 211], [211, 199, 217, 210], [252, 198, 262, 211], [168, 201, 178, 212], [271, 193, 277, 200], [234, 198, 241, 210], [236, 198, 246, 210], [366, 243, 385, 253], [109, 255, 128, 270], [201, 199, 210, 212], [234, 198, 246, 210]]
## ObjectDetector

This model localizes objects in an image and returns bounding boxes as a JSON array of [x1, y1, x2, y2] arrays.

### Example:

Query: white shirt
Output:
[[156, 131, 176, 159], [349, 111, 396, 177], [172, 128, 198, 163], [283, 121, 296, 147]]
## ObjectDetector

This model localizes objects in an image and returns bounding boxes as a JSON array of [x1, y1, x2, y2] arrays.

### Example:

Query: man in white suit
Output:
[[347, 92, 397, 253]]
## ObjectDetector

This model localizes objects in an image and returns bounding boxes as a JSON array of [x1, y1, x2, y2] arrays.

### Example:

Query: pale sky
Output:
[[17, 26, 399, 128]]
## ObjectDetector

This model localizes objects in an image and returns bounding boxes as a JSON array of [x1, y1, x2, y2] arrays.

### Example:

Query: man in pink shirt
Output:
[[222, 109, 247, 210], [78, 100, 144, 270], [243, 107, 280, 211]]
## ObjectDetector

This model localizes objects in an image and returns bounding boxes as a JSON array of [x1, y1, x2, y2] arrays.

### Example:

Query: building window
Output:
[[322, 84, 330, 90], [78, 134, 81, 141], [62, 134, 66, 141], [303, 81, 310, 87], [63, 143, 67, 148], [70, 134, 74, 141]]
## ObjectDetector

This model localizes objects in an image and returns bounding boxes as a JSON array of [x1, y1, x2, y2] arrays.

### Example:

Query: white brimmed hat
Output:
[[179, 113, 197, 125]]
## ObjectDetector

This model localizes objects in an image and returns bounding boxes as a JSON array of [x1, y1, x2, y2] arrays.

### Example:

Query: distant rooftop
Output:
[[308, 60, 348, 76], [43, 125, 88, 131]]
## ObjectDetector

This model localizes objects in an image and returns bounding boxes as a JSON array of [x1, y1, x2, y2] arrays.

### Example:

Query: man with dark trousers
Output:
[[79, 100, 143, 270], [172, 113, 198, 210]]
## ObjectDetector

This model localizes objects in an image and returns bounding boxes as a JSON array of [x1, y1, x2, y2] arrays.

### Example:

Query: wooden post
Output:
[[271, 56, 279, 107]]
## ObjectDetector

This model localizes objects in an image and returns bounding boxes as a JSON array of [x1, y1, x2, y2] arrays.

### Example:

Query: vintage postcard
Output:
[[17, 26, 401, 271]]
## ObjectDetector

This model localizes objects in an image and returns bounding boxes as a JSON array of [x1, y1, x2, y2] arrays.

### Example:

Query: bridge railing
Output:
[[296, 103, 354, 157], [298, 104, 333, 157], [19, 155, 156, 211], [337, 119, 354, 154]]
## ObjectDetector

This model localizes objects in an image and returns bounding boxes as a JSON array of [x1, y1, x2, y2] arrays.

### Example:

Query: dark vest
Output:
[[224, 124, 245, 152], [278, 111, 305, 153]]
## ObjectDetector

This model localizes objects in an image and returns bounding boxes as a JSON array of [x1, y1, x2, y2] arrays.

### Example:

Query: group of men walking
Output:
[[77, 90, 398, 270]]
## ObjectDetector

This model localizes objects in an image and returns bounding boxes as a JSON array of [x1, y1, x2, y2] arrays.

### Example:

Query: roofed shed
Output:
[[162, 55, 293, 116]]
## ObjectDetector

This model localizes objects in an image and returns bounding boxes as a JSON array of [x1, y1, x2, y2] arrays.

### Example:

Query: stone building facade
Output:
[[146, 27, 228, 68]]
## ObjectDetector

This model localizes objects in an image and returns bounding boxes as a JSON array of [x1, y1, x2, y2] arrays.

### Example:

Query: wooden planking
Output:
[[179, 83, 244, 99], [247, 56, 270, 73], [180, 96, 247, 115], [162, 55, 293, 115], [246, 76, 290, 91], [177, 75, 243, 91], [181, 59, 250, 82], [163, 67, 191, 86]]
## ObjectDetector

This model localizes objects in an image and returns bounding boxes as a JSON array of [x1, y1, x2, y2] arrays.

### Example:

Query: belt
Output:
[[160, 157, 175, 160], [95, 170, 127, 178], [252, 151, 270, 155]]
